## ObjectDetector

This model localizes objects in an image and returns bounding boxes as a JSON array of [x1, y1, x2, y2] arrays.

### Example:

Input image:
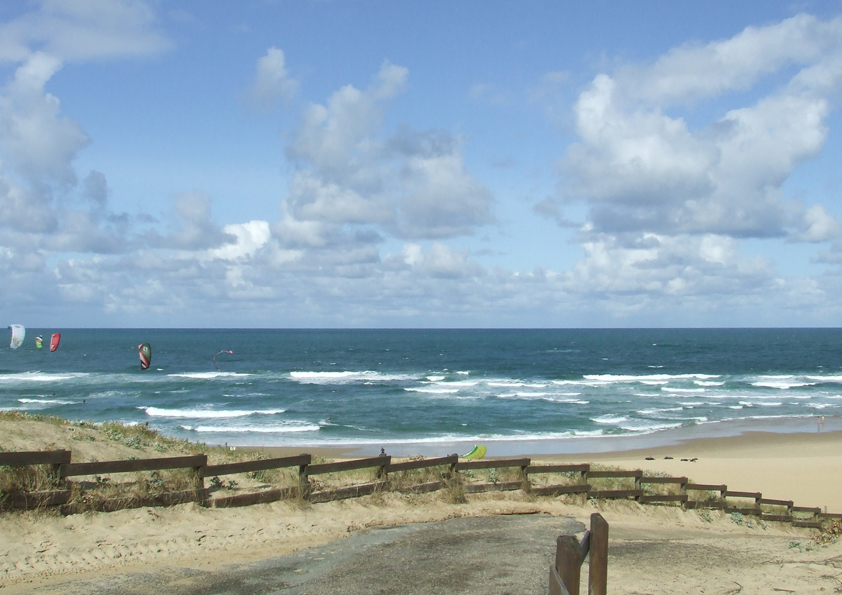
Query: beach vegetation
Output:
[[444, 476, 467, 504], [65, 467, 201, 513], [0, 464, 61, 508], [387, 460, 452, 493]]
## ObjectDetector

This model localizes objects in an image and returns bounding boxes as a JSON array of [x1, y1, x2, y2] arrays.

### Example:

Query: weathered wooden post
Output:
[[588, 513, 608, 595], [193, 454, 207, 503], [298, 457, 310, 499], [551, 535, 583, 595]]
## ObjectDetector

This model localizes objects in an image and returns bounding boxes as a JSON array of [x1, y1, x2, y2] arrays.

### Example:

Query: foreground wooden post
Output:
[[552, 535, 583, 595], [588, 513, 608, 595]]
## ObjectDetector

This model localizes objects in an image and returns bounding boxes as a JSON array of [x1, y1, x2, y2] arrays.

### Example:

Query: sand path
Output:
[[2, 499, 840, 594]]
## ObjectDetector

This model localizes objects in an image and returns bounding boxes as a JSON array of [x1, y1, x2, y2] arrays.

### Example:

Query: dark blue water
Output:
[[1, 329, 841, 452]]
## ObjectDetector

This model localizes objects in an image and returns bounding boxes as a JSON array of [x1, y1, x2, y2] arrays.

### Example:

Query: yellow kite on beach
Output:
[[462, 444, 486, 460]]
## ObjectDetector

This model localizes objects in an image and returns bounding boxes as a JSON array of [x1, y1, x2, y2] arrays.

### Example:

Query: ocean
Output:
[[1, 329, 840, 456]]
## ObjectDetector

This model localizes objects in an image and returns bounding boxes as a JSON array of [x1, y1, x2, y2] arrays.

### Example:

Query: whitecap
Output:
[[18, 398, 77, 405], [169, 372, 251, 380], [181, 422, 319, 433], [404, 387, 459, 394], [141, 407, 285, 418], [593, 415, 627, 425], [291, 371, 417, 384]]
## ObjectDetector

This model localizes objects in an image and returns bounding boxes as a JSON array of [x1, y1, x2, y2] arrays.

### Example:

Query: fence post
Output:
[[447, 455, 457, 479], [555, 535, 583, 595], [521, 459, 530, 493], [588, 513, 608, 595], [194, 461, 206, 498], [376, 453, 388, 479], [298, 460, 310, 499]]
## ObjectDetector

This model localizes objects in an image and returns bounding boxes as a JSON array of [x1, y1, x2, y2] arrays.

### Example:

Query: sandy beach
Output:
[[2, 416, 842, 593]]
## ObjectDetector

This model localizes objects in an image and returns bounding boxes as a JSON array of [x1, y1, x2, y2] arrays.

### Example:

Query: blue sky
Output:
[[2, 1, 842, 328]]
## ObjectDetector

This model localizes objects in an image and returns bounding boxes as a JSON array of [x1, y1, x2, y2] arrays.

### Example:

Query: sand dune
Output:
[[2, 417, 842, 593]]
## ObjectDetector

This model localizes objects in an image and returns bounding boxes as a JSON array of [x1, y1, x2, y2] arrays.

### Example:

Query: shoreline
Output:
[[238, 414, 837, 457]]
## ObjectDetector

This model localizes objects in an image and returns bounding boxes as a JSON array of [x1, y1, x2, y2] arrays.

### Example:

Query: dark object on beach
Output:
[[681, 458, 688, 461], [645, 456, 654, 460], [690, 458, 698, 462], [664, 456, 673, 460]]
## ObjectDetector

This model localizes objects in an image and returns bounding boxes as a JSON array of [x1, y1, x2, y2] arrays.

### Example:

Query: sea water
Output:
[[1, 329, 840, 455]]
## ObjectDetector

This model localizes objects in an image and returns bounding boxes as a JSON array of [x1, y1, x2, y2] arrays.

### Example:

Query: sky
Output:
[[2, 0, 842, 328]]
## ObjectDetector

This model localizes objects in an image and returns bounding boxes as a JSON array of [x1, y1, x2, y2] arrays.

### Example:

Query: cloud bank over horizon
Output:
[[1, 2, 841, 327]]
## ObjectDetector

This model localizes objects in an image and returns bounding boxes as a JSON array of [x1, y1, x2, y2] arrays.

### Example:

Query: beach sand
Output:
[[2, 418, 842, 593]]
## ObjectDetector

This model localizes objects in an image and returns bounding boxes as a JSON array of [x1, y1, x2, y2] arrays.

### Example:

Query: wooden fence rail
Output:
[[0, 449, 838, 526], [60, 455, 207, 478]]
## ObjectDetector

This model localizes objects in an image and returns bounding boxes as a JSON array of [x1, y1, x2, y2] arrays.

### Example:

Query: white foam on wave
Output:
[[751, 377, 815, 389], [426, 375, 445, 382], [750, 375, 816, 390], [593, 414, 627, 425], [637, 407, 683, 416], [618, 420, 682, 432], [142, 407, 285, 419], [181, 421, 319, 433], [456, 371, 470, 375], [169, 372, 251, 380], [0, 372, 89, 383], [662, 388, 706, 394], [584, 373, 719, 383], [807, 375, 842, 383], [17, 398, 76, 405], [404, 387, 459, 394], [432, 380, 479, 387], [550, 380, 583, 386], [291, 371, 418, 384], [739, 401, 782, 407], [695, 380, 725, 387], [543, 398, 589, 405]]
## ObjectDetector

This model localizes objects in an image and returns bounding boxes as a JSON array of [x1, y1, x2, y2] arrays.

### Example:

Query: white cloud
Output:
[[147, 192, 236, 251], [278, 61, 493, 254], [249, 47, 298, 108], [209, 220, 271, 261], [549, 9, 842, 306], [620, 14, 842, 105], [0, 53, 88, 187], [0, 0, 172, 64]]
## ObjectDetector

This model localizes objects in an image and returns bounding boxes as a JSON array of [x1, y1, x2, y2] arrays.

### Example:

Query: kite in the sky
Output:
[[214, 349, 233, 371], [139, 343, 151, 370], [50, 333, 61, 352], [9, 325, 24, 349], [35, 336, 43, 350]]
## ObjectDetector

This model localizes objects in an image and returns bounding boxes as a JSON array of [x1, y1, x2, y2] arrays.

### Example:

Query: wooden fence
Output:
[[0, 450, 837, 527], [550, 513, 608, 595]]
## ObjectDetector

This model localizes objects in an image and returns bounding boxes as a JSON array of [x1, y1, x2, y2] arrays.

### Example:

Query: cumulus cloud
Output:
[[279, 60, 493, 260], [249, 47, 298, 108], [0, 0, 171, 64], [146, 192, 236, 251], [554, 14, 842, 244], [0, 0, 174, 278]]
